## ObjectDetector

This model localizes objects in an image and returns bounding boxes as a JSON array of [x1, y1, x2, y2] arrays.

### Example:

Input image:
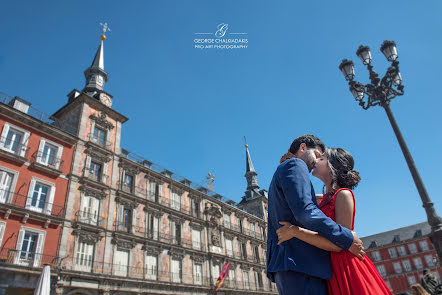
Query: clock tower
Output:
[[83, 29, 113, 107]]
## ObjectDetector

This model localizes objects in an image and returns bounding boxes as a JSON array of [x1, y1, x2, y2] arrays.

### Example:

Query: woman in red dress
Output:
[[276, 148, 392, 295]]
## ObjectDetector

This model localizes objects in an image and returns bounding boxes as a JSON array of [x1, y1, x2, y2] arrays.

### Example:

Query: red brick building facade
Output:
[[361, 222, 442, 294], [0, 95, 77, 291]]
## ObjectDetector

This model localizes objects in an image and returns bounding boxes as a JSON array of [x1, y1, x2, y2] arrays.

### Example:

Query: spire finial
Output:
[[244, 136, 248, 148], [99, 22, 111, 40]]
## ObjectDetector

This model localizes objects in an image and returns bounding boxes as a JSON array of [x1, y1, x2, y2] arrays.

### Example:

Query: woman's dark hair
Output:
[[326, 147, 361, 190], [289, 134, 325, 154]]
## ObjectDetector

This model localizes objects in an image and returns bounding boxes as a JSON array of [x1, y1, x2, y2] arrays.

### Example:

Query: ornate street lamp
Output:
[[339, 41, 442, 265]]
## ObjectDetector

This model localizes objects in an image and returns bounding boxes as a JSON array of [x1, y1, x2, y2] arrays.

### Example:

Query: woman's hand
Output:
[[277, 221, 298, 245]]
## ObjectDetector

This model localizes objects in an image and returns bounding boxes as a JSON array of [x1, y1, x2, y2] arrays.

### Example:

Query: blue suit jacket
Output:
[[266, 158, 353, 281]]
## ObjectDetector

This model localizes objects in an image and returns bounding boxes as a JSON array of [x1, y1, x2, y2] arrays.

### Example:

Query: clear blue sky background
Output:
[[1, 0, 441, 237]]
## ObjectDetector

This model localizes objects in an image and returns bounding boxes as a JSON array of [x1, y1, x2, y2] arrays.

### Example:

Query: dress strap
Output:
[[333, 188, 356, 231]]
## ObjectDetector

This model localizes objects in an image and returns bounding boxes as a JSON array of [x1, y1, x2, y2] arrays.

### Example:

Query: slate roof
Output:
[[361, 222, 431, 250]]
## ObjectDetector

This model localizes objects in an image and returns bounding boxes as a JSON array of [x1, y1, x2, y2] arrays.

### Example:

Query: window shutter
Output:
[[44, 185, 55, 215], [37, 139, 46, 164], [20, 132, 30, 157], [102, 163, 108, 183], [14, 229, 25, 264], [55, 145, 63, 170], [84, 157, 91, 177], [153, 216, 159, 240], [0, 222, 5, 248], [158, 184, 163, 197], [0, 124, 10, 149], [34, 233, 45, 267], [26, 179, 36, 209]]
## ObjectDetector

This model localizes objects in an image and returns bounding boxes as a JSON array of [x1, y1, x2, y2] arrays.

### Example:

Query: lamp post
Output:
[[339, 41, 442, 265]]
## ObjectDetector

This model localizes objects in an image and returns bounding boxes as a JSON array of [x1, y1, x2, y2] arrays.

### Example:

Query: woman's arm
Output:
[[277, 221, 342, 252]]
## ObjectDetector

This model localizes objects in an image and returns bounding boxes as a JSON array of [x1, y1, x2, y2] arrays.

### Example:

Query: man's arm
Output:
[[277, 159, 354, 250]]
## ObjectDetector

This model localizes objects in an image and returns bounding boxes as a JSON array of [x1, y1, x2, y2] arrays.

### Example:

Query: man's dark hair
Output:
[[289, 135, 325, 154]]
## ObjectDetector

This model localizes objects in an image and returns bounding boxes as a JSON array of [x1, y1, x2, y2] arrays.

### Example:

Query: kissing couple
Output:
[[266, 135, 392, 295]]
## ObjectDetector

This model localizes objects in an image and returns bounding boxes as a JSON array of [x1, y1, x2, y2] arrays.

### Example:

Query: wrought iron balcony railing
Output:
[[0, 248, 59, 269], [31, 151, 64, 171], [0, 188, 65, 217], [75, 210, 105, 227], [0, 136, 29, 160]]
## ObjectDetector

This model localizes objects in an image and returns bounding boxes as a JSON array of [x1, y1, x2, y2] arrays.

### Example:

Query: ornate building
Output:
[[0, 32, 277, 294], [361, 222, 442, 294]]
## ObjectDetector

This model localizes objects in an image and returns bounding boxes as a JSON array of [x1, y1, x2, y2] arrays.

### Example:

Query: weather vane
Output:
[[206, 172, 215, 192], [99, 22, 111, 40]]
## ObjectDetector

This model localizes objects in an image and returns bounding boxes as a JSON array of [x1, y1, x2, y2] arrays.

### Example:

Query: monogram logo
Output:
[[215, 23, 229, 38]]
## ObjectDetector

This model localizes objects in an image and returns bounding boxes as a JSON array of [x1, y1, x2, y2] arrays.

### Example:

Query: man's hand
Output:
[[349, 231, 365, 261], [276, 221, 297, 245]]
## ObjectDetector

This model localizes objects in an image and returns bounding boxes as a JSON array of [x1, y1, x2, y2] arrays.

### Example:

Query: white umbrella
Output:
[[34, 264, 51, 295]]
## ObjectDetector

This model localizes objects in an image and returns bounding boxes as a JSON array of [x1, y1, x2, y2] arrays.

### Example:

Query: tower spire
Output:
[[244, 137, 260, 191], [83, 23, 110, 97]]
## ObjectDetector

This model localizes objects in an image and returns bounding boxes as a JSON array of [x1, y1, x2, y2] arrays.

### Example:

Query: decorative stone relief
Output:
[[90, 112, 114, 130], [79, 185, 107, 199]]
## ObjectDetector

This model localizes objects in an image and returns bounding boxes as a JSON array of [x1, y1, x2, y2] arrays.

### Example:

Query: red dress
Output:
[[318, 188, 392, 295]]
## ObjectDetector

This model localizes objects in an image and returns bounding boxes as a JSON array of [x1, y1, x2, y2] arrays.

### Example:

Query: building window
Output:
[[88, 160, 103, 182], [224, 213, 231, 228], [26, 179, 55, 215], [190, 198, 200, 218], [147, 179, 162, 202], [192, 228, 202, 250], [385, 280, 392, 290], [171, 258, 182, 283], [226, 239, 233, 257], [74, 240, 94, 271], [240, 242, 248, 260], [229, 266, 236, 285], [122, 172, 134, 193], [256, 271, 263, 289], [397, 245, 406, 256], [371, 251, 381, 262], [408, 243, 418, 254], [212, 263, 220, 283], [393, 262, 402, 274], [419, 240, 429, 251], [413, 257, 423, 269], [0, 123, 29, 157], [145, 254, 157, 280], [79, 195, 99, 226], [170, 190, 181, 211], [92, 125, 107, 146], [114, 249, 129, 277], [37, 139, 63, 169], [117, 205, 133, 233], [170, 220, 181, 245], [402, 259, 412, 272], [253, 245, 260, 263], [15, 227, 45, 267], [146, 212, 159, 240], [239, 218, 244, 233], [376, 264, 386, 277], [0, 169, 14, 203], [424, 254, 435, 267], [193, 262, 203, 285], [388, 247, 397, 258], [249, 222, 256, 236], [242, 270, 250, 288], [407, 275, 417, 286]]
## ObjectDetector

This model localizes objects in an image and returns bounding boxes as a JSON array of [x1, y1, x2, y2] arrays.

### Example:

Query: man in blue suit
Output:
[[266, 135, 365, 294]]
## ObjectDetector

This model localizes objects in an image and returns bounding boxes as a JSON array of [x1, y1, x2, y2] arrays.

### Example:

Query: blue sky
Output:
[[1, 0, 441, 237]]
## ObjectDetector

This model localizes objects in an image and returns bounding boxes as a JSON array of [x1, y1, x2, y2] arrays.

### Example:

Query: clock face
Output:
[[100, 94, 112, 107]]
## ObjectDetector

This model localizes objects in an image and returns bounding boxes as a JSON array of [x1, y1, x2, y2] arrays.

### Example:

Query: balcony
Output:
[[115, 221, 132, 234], [0, 189, 65, 217], [0, 248, 59, 269], [30, 151, 64, 176], [83, 167, 108, 186], [0, 136, 29, 164], [67, 258, 211, 286], [75, 210, 105, 228], [192, 240, 202, 251]]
